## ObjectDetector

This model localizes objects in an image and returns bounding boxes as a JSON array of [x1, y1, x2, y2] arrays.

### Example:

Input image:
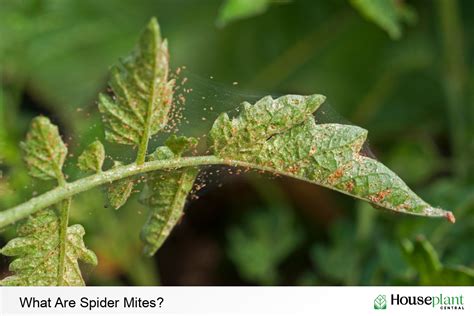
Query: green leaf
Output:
[[350, 0, 416, 39], [0, 209, 97, 286], [311, 220, 362, 284], [217, 0, 272, 27], [165, 135, 198, 156], [386, 140, 441, 185], [107, 161, 134, 210], [227, 206, 303, 285], [402, 237, 474, 285], [98, 17, 174, 146], [77, 140, 105, 173], [140, 137, 199, 256], [210, 94, 452, 219], [20, 116, 67, 181]]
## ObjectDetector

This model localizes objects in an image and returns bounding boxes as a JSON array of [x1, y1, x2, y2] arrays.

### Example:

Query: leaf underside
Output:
[[107, 161, 134, 210], [140, 137, 199, 256], [107, 178, 134, 210], [210, 94, 451, 219], [21, 116, 67, 181], [0, 209, 97, 286], [98, 17, 174, 146]]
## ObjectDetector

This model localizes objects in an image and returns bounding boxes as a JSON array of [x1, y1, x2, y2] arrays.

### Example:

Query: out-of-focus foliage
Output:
[[217, 0, 272, 27], [349, 0, 416, 39], [386, 139, 442, 185], [402, 237, 474, 285], [227, 206, 303, 285], [1, 0, 473, 285]]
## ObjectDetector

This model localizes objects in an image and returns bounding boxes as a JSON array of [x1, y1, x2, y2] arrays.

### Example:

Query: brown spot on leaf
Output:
[[344, 180, 354, 192], [287, 164, 300, 174], [369, 189, 392, 203], [327, 168, 344, 184]]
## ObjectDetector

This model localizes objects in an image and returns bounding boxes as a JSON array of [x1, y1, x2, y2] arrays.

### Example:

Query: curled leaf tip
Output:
[[426, 206, 455, 223], [445, 211, 456, 224]]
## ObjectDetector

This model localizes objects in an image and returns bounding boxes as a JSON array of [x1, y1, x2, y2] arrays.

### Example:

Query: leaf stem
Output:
[[136, 125, 150, 165], [0, 155, 453, 229], [55, 173, 70, 285], [57, 197, 71, 285]]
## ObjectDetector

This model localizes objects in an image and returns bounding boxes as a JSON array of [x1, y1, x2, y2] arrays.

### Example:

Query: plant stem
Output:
[[136, 122, 150, 165], [57, 197, 71, 285], [437, 0, 469, 180], [0, 154, 453, 229], [55, 173, 70, 285], [0, 156, 221, 228]]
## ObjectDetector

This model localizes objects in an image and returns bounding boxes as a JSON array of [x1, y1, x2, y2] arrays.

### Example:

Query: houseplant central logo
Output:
[[374, 295, 387, 310], [373, 293, 464, 311]]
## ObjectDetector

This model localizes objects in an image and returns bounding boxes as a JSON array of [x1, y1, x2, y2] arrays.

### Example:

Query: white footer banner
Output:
[[0, 286, 471, 315]]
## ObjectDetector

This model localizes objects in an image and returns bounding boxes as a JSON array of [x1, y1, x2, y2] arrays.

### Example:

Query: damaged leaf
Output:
[[21, 116, 67, 181], [98, 18, 174, 147], [0, 209, 97, 286], [210, 94, 453, 220], [140, 137, 199, 256], [78, 140, 105, 173]]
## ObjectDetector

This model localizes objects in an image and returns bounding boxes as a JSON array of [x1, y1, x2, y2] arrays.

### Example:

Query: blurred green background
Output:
[[0, 0, 473, 285]]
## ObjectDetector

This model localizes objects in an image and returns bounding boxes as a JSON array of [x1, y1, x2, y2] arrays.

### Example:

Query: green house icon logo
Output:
[[374, 295, 387, 310]]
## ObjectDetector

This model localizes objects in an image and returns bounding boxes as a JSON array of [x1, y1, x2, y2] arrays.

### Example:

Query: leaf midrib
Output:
[[136, 33, 160, 165]]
